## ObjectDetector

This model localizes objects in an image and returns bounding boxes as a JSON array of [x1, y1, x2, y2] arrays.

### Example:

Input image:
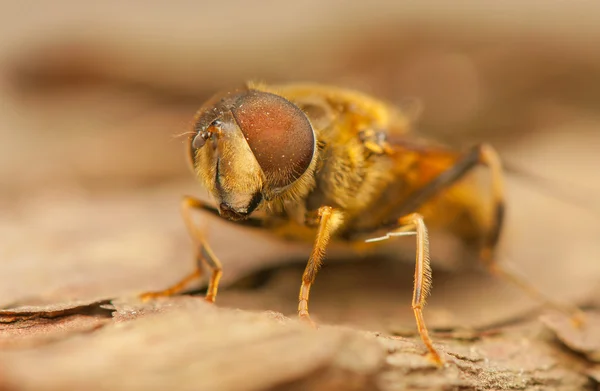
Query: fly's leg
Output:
[[139, 267, 203, 300], [298, 206, 344, 326], [140, 196, 222, 303], [367, 213, 443, 366], [399, 143, 584, 325], [475, 145, 586, 326]]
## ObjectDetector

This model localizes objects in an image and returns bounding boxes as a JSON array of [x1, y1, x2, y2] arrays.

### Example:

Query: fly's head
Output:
[[189, 87, 316, 221]]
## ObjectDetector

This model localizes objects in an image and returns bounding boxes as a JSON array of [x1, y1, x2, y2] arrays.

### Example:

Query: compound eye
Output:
[[231, 90, 315, 189]]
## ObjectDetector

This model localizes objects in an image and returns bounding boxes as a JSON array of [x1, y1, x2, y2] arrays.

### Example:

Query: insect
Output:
[[141, 82, 581, 365]]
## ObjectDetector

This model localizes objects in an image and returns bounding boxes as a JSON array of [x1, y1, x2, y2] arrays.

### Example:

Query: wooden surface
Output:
[[0, 297, 599, 391]]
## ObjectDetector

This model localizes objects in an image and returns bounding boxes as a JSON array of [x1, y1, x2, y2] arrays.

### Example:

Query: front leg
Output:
[[298, 206, 345, 324], [140, 196, 223, 302]]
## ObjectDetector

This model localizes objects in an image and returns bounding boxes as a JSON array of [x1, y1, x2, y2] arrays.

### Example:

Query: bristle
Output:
[[420, 224, 433, 305], [171, 130, 196, 140]]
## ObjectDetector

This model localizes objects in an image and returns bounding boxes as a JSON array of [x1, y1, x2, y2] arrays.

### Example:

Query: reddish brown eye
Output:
[[231, 90, 315, 189]]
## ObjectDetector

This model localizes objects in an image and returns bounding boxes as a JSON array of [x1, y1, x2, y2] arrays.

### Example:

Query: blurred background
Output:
[[1, 1, 600, 332]]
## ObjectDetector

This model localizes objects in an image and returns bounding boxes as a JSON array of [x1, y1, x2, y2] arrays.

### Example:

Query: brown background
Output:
[[1, 1, 600, 390]]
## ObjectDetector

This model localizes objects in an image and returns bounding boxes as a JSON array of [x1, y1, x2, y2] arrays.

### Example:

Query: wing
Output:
[[347, 136, 493, 245]]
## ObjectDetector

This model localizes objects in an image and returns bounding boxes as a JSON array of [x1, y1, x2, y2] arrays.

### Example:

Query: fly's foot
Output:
[[426, 350, 445, 367], [138, 269, 203, 302], [570, 310, 587, 329], [139, 290, 172, 302], [299, 311, 318, 329]]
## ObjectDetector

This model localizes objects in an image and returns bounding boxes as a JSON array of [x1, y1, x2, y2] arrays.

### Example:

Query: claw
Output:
[[299, 312, 318, 329], [426, 351, 445, 367], [139, 291, 165, 302], [570, 310, 587, 329]]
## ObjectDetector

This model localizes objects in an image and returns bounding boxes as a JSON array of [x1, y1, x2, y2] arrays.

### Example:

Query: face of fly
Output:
[[188, 87, 316, 221]]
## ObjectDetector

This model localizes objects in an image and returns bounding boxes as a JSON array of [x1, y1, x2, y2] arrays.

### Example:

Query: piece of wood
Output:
[[0, 297, 595, 391]]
